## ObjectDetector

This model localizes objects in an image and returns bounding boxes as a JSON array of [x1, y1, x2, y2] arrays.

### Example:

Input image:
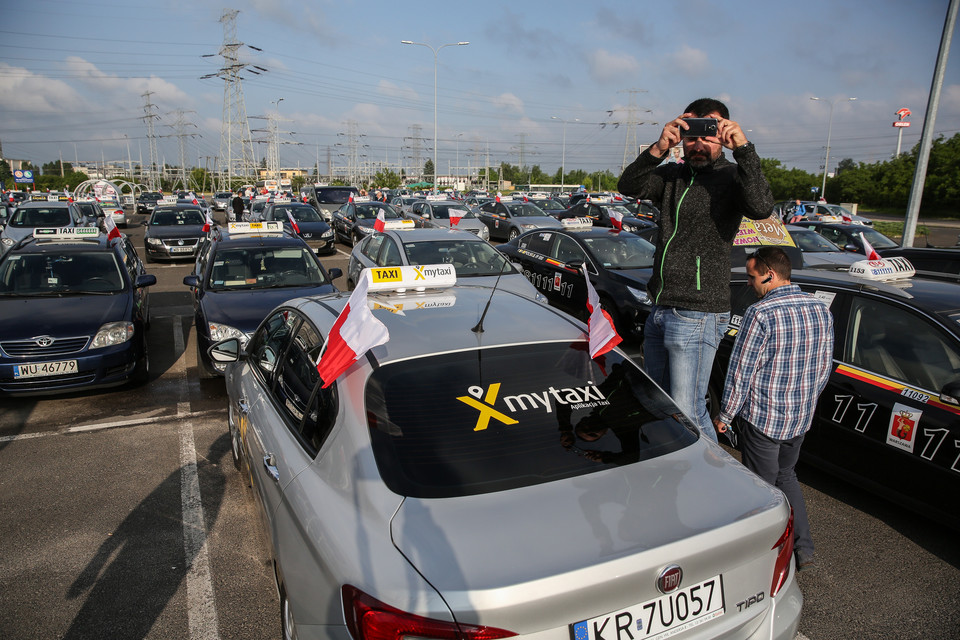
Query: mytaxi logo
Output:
[[457, 383, 519, 431]]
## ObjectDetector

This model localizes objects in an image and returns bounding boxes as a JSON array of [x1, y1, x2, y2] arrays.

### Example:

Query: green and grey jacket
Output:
[[617, 143, 773, 313]]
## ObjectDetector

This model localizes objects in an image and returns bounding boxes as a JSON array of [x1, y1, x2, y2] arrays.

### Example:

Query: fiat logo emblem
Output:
[[35, 336, 54, 347], [657, 565, 683, 594]]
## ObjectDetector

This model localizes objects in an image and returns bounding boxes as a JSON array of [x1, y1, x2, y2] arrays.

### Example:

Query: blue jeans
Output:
[[738, 419, 814, 561], [643, 306, 729, 442]]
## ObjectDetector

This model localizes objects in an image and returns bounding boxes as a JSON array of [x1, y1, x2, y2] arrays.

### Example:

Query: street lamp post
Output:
[[810, 96, 856, 199], [401, 39, 469, 192], [271, 98, 284, 183], [551, 116, 579, 192]]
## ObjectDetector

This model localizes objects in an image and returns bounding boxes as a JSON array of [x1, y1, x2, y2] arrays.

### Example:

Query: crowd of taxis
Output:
[[4, 184, 960, 640]]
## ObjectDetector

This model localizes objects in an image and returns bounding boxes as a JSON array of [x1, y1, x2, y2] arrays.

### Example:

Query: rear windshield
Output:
[[10, 207, 71, 228], [315, 188, 358, 204], [366, 343, 696, 498]]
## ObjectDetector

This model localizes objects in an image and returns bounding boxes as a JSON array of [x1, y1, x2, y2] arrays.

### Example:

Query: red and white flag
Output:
[[373, 211, 386, 232], [609, 210, 623, 231], [315, 276, 389, 388], [103, 213, 122, 245], [202, 210, 214, 233], [348, 194, 355, 204], [286, 210, 301, 234], [582, 264, 621, 358], [495, 191, 502, 203], [449, 209, 464, 227], [861, 233, 881, 260]]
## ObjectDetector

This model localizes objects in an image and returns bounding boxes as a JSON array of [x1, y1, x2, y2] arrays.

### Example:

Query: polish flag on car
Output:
[[582, 264, 621, 358], [103, 213, 122, 245], [286, 210, 300, 234], [449, 209, 464, 227], [202, 211, 214, 233], [315, 276, 389, 388], [609, 210, 623, 232], [495, 192, 502, 203], [373, 211, 386, 232], [861, 233, 881, 260]]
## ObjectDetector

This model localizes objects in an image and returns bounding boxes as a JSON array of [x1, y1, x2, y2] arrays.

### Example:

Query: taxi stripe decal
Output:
[[835, 363, 960, 415]]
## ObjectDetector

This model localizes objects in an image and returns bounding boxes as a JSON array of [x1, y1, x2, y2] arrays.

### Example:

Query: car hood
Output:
[[391, 440, 786, 628], [200, 284, 336, 333], [513, 216, 562, 227], [145, 225, 205, 239], [606, 267, 655, 287], [284, 221, 330, 235], [453, 274, 539, 299], [0, 294, 131, 339]]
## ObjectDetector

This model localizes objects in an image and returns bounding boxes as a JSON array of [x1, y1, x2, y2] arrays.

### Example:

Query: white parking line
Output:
[[174, 318, 221, 640], [0, 409, 222, 443]]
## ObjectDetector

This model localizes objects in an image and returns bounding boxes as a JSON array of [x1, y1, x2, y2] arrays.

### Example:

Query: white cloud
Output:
[[492, 93, 524, 114], [0, 63, 87, 114], [377, 80, 419, 103], [664, 45, 710, 78], [587, 49, 642, 84], [63, 57, 191, 108]]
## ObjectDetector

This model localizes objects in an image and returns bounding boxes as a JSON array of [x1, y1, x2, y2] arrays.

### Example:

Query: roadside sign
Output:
[[893, 121, 911, 128], [13, 170, 34, 184]]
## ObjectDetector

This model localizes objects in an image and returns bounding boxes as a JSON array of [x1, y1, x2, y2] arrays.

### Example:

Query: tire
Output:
[[280, 586, 295, 640], [508, 228, 520, 241], [131, 338, 149, 386]]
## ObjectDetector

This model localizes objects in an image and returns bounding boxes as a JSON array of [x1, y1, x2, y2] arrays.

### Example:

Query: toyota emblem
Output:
[[657, 565, 683, 594], [35, 336, 54, 347]]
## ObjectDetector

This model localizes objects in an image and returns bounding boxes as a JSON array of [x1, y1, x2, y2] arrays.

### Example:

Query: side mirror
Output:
[[183, 274, 200, 287], [209, 338, 241, 364], [844, 244, 859, 252], [939, 380, 960, 407], [135, 274, 157, 288], [566, 259, 584, 270], [328, 267, 343, 281]]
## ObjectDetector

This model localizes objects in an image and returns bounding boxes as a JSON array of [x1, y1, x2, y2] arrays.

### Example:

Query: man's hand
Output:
[[713, 416, 729, 434], [716, 117, 749, 150], [650, 113, 692, 157]]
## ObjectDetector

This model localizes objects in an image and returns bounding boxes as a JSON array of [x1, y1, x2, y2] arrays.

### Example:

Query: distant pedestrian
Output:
[[714, 246, 833, 572], [231, 192, 244, 222]]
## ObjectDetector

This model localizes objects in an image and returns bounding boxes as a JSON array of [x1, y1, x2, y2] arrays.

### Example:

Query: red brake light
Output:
[[342, 585, 517, 640], [770, 507, 795, 597]]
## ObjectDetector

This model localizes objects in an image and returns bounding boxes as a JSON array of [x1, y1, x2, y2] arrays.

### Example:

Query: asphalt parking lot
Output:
[[0, 209, 957, 640]]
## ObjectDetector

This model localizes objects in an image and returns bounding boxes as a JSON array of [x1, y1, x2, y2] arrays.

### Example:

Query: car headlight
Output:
[[208, 322, 247, 344], [91, 321, 134, 348], [1, 237, 13, 247], [626, 285, 652, 306], [357, 225, 374, 235], [534, 291, 548, 303], [623, 225, 636, 233], [322, 230, 334, 239], [146, 237, 163, 246], [521, 224, 537, 230], [480, 225, 490, 240]]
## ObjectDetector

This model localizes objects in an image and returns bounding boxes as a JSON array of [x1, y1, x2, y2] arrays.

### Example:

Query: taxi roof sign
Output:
[[364, 264, 457, 293], [849, 257, 916, 281], [32, 227, 101, 240], [382, 219, 416, 231], [561, 217, 593, 231], [227, 221, 285, 235]]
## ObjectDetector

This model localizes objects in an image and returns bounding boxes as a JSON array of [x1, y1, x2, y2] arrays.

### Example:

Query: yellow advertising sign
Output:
[[734, 217, 795, 247]]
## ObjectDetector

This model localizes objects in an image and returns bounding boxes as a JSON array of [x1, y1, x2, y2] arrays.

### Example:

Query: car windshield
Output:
[[140, 193, 162, 202], [532, 199, 565, 209], [273, 206, 322, 222], [402, 240, 513, 277], [859, 228, 899, 249], [506, 203, 550, 217], [315, 188, 358, 204], [355, 204, 401, 220], [429, 204, 476, 220], [215, 192, 233, 199], [0, 251, 125, 295], [75, 203, 100, 218], [9, 207, 71, 228], [207, 246, 326, 290], [792, 230, 843, 253], [150, 209, 205, 225], [366, 343, 695, 498], [582, 234, 656, 269]]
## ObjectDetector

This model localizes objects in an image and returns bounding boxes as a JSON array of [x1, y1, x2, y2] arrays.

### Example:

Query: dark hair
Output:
[[749, 246, 792, 280], [684, 98, 730, 119]]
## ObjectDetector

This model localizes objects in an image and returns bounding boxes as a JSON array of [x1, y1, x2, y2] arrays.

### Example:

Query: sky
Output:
[[1, 0, 958, 183]]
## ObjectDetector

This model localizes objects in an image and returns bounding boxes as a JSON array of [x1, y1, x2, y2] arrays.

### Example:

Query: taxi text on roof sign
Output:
[[227, 221, 285, 235], [364, 264, 457, 292], [33, 227, 100, 239], [849, 257, 916, 281], [561, 217, 593, 231]]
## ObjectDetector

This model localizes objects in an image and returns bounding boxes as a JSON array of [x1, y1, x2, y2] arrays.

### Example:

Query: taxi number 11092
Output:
[[571, 575, 724, 640]]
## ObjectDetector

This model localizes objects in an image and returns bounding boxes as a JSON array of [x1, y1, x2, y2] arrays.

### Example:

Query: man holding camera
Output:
[[618, 98, 774, 441]]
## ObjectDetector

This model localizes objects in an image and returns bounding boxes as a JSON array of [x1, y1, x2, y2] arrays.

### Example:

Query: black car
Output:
[[871, 247, 960, 280], [142, 205, 208, 262], [556, 200, 658, 235], [331, 201, 412, 246], [711, 266, 960, 529], [183, 222, 341, 377], [136, 191, 164, 215], [0, 228, 155, 395], [792, 221, 899, 256], [256, 201, 336, 254], [497, 227, 656, 341], [527, 197, 568, 217]]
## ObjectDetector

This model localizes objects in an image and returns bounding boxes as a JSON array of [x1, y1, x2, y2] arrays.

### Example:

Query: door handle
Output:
[[263, 453, 280, 482]]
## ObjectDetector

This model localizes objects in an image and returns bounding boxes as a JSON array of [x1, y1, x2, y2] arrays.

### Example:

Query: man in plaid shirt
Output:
[[714, 247, 834, 571]]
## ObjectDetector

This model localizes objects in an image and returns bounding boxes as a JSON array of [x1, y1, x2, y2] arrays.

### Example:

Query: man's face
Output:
[[746, 257, 771, 297], [682, 110, 723, 168]]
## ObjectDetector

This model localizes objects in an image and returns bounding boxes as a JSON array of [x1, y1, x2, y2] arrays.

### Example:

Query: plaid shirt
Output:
[[719, 284, 834, 440]]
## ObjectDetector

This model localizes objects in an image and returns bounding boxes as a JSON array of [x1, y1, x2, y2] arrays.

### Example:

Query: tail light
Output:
[[342, 585, 516, 640], [770, 507, 795, 597]]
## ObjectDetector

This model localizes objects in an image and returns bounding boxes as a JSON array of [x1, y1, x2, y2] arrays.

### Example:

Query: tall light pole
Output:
[[271, 97, 284, 182], [455, 132, 464, 182], [401, 39, 469, 191], [810, 96, 856, 199], [551, 116, 579, 192]]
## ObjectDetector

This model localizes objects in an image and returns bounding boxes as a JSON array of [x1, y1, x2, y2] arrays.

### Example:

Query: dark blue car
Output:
[[183, 222, 341, 377], [0, 228, 156, 395]]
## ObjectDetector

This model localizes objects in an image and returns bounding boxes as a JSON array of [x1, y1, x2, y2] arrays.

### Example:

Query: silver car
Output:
[[409, 199, 491, 240], [212, 271, 802, 640], [346, 228, 544, 302]]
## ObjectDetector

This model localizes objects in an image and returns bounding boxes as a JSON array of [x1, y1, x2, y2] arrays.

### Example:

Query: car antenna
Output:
[[471, 255, 510, 334]]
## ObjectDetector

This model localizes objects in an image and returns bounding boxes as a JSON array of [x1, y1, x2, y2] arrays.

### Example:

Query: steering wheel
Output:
[[458, 263, 479, 271]]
